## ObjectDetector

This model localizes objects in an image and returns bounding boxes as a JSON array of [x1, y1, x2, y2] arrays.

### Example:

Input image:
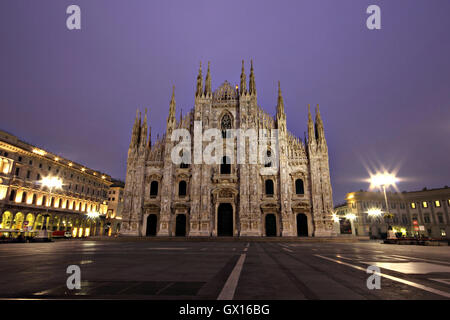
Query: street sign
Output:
[[419, 225, 425, 231]]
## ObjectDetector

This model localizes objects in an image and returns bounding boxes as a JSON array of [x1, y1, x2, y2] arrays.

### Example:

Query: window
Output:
[[32, 194, 37, 205], [424, 214, 431, 223], [21, 192, 27, 203], [391, 203, 396, 209], [65, 200, 69, 209], [15, 167, 20, 176], [411, 202, 416, 209], [295, 179, 304, 195], [42, 196, 47, 206], [402, 215, 408, 224], [220, 156, 231, 174], [435, 200, 441, 208], [265, 179, 274, 196], [221, 114, 232, 138], [29, 160, 32, 165], [39, 163, 42, 168], [26, 170, 31, 179], [178, 181, 187, 197], [150, 181, 158, 197], [264, 150, 272, 168], [422, 201, 428, 208], [18, 156, 22, 162], [438, 213, 444, 224], [50, 197, 55, 207]]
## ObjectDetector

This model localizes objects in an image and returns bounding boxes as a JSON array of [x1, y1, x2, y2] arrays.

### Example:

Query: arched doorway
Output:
[[1, 211, 13, 229], [146, 214, 157, 236], [296, 213, 308, 237], [265, 214, 277, 237], [25, 213, 34, 230], [217, 203, 233, 236], [175, 214, 187, 236], [13, 212, 24, 230], [35, 214, 44, 230]]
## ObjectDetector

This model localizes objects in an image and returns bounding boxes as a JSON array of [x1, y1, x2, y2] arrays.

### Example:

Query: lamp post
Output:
[[369, 172, 398, 231], [40, 176, 63, 230]]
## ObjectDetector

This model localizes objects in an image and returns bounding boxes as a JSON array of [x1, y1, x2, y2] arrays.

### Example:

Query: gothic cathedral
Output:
[[121, 61, 336, 237]]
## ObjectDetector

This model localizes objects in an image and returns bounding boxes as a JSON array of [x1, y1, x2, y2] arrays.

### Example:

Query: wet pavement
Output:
[[0, 239, 449, 300]]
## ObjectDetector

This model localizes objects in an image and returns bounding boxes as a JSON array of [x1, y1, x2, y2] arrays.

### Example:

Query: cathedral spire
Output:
[[169, 85, 176, 118], [140, 108, 148, 148], [315, 104, 326, 143], [147, 125, 152, 150], [130, 109, 140, 148], [180, 107, 183, 124], [204, 62, 211, 96], [276, 81, 285, 117], [307, 104, 315, 145], [240, 60, 247, 95], [195, 62, 203, 97], [249, 59, 256, 95], [167, 86, 176, 132]]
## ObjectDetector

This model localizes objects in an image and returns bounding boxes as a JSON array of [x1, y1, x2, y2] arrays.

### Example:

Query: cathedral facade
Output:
[[121, 61, 336, 237]]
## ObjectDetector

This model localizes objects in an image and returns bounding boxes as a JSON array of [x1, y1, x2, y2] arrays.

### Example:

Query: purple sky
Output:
[[1, 0, 449, 203]]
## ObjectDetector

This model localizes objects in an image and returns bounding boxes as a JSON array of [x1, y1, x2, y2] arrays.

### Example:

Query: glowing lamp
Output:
[[368, 208, 382, 217], [40, 177, 63, 189], [370, 172, 398, 188]]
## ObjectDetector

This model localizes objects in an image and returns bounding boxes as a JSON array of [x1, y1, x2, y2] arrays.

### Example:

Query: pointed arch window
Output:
[[221, 114, 232, 138], [265, 179, 274, 196], [179, 150, 189, 168], [221, 156, 231, 174], [150, 181, 158, 197], [295, 179, 304, 195], [264, 149, 272, 167], [178, 181, 187, 197]]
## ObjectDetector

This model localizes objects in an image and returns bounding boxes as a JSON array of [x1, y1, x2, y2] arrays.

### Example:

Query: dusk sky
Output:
[[1, 0, 449, 203]]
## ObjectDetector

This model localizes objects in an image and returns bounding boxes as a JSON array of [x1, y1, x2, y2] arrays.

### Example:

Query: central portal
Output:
[[217, 203, 233, 236]]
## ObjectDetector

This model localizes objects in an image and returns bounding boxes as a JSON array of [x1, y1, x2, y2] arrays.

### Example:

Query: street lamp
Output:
[[367, 208, 382, 217], [39, 176, 63, 230], [369, 172, 398, 226]]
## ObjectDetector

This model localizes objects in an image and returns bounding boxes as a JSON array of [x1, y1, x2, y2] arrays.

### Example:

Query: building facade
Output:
[[334, 187, 450, 239], [0, 130, 112, 237], [121, 62, 335, 237], [106, 180, 124, 235]]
